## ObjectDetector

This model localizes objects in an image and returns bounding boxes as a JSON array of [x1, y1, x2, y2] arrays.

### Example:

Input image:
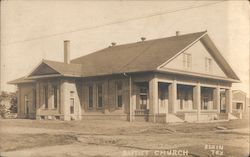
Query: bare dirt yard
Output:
[[0, 118, 249, 157]]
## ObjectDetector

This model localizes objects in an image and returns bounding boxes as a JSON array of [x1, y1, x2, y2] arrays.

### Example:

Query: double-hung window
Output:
[[183, 53, 192, 69], [205, 57, 212, 72], [116, 82, 123, 108], [88, 85, 93, 109], [97, 84, 103, 108]]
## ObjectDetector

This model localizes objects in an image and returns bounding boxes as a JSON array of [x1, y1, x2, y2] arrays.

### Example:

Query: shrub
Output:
[[0, 103, 10, 118], [0, 91, 17, 118]]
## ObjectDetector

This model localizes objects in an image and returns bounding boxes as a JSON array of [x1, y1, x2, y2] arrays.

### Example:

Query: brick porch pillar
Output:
[[168, 80, 177, 114], [149, 76, 158, 123], [225, 88, 232, 113], [194, 82, 201, 121], [214, 85, 221, 113]]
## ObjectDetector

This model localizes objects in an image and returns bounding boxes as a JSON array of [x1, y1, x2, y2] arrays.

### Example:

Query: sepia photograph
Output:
[[0, 0, 249, 157]]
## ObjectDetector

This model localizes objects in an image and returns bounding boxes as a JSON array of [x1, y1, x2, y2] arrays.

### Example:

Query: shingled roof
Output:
[[72, 31, 207, 76], [10, 31, 240, 84]]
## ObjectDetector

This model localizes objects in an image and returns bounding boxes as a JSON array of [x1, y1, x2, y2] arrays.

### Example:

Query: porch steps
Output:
[[228, 113, 238, 120], [218, 113, 238, 120], [166, 114, 184, 123]]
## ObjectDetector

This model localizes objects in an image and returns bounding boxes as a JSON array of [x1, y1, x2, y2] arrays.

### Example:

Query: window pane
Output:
[[117, 83, 122, 91], [140, 87, 147, 94], [53, 86, 57, 109], [97, 84, 103, 108], [118, 95, 122, 108], [98, 85, 102, 94], [70, 98, 74, 114], [98, 96, 103, 108], [33, 89, 36, 108], [70, 91, 74, 97], [88, 86, 93, 108]]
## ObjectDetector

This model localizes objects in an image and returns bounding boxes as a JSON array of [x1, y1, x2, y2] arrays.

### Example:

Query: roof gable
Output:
[[72, 31, 207, 76], [30, 62, 60, 76], [160, 40, 228, 78], [200, 35, 240, 80], [28, 60, 82, 78]]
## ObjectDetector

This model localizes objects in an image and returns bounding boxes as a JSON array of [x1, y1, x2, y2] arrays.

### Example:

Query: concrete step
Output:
[[166, 114, 184, 123]]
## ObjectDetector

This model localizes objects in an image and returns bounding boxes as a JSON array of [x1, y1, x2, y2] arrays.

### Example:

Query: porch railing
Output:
[[135, 109, 149, 115]]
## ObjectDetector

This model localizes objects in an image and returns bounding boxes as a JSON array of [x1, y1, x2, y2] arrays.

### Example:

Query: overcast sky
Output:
[[1, 0, 249, 95]]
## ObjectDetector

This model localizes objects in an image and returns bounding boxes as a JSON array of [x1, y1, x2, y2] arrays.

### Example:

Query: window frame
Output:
[[97, 84, 103, 109], [205, 57, 212, 72], [53, 86, 58, 109], [43, 85, 48, 109], [24, 95, 29, 114], [183, 53, 192, 69], [70, 98, 74, 114], [116, 82, 123, 109], [139, 86, 148, 110], [88, 85, 94, 109], [32, 88, 36, 109]]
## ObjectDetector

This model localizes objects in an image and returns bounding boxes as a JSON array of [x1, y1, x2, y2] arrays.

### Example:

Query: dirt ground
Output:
[[0, 118, 249, 157]]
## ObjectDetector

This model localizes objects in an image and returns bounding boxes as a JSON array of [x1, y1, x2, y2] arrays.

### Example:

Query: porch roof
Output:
[[8, 76, 35, 84]]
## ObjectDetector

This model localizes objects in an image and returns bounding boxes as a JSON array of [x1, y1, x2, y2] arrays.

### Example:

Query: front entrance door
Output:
[[202, 96, 209, 110], [139, 86, 148, 110]]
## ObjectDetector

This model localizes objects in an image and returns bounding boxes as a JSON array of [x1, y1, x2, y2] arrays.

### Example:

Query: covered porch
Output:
[[129, 74, 235, 123]]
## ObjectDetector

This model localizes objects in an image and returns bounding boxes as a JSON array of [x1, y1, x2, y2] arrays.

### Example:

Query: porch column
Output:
[[129, 76, 133, 122], [225, 88, 232, 113], [214, 85, 220, 113], [132, 82, 136, 121], [169, 80, 177, 114], [17, 85, 21, 117], [194, 82, 201, 121], [149, 76, 158, 123], [60, 79, 68, 120], [35, 83, 40, 117]]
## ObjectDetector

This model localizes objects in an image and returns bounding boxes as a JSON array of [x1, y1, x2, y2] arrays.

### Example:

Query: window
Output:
[[139, 86, 148, 110], [88, 85, 93, 108], [24, 95, 29, 114], [116, 82, 123, 108], [183, 53, 192, 69], [205, 57, 212, 72], [53, 86, 58, 109], [32, 89, 36, 109], [70, 91, 74, 97], [43, 85, 48, 109], [236, 103, 242, 110], [202, 97, 209, 110], [97, 84, 103, 108], [70, 98, 74, 114]]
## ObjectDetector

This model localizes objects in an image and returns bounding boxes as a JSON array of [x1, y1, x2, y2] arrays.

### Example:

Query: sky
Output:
[[0, 0, 249, 96]]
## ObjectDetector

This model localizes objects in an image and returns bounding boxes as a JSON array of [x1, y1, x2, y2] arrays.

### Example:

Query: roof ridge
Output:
[[71, 31, 207, 63]]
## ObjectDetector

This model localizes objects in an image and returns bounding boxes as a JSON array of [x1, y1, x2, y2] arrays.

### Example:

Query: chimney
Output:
[[64, 40, 70, 64], [176, 31, 180, 36], [141, 37, 146, 41]]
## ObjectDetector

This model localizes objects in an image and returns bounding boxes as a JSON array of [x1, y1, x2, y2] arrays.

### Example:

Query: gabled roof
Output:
[[10, 31, 240, 84], [72, 31, 207, 76], [28, 60, 82, 78]]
